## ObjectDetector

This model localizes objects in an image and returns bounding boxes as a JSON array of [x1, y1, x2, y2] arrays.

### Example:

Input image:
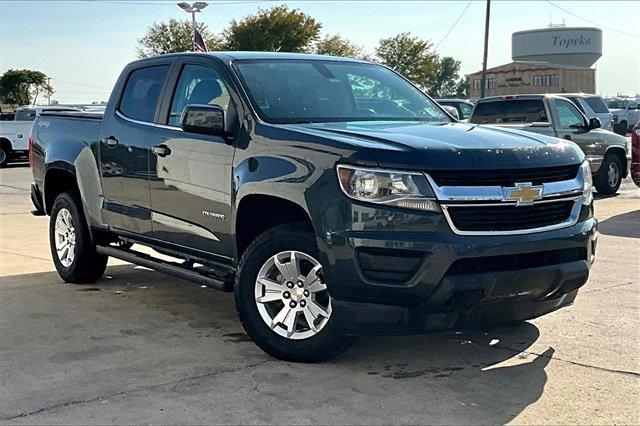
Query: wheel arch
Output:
[[0, 137, 12, 151], [43, 166, 79, 215], [235, 194, 314, 261], [605, 146, 628, 177]]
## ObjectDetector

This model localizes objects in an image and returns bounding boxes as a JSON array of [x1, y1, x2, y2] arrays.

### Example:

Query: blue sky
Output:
[[1, 0, 638, 103]]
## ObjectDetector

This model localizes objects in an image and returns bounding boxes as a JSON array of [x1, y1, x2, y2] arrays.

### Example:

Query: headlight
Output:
[[580, 161, 593, 204], [337, 165, 441, 212]]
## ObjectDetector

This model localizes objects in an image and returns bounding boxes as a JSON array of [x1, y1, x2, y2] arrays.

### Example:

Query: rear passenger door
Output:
[[98, 62, 170, 236], [147, 59, 237, 259]]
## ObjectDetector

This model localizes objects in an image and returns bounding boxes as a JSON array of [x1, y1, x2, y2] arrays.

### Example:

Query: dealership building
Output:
[[468, 26, 602, 99]]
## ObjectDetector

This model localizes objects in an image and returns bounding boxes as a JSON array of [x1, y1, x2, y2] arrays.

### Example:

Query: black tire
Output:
[[594, 155, 623, 195], [0, 146, 8, 168], [235, 223, 356, 362], [616, 121, 628, 135], [49, 191, 108, 283]]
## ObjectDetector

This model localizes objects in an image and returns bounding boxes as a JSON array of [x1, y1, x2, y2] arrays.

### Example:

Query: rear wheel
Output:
[[49, 192, 108, 283], [594, 155, 622, 195], [616, 121, 628, 135], [0, 146, 8, 168], [235, 223, 355, 362]]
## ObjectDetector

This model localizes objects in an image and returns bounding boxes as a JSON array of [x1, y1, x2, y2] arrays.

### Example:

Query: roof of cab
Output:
[[135, 51, 370, 64]]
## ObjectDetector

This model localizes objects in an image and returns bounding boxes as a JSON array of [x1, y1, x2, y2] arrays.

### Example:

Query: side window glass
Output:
[[168, 64, 231, 127], [119, 65, 169, 123], [458, 103, 472, 119], [557, 100, 585, 129], [15, 109, 36, 121]]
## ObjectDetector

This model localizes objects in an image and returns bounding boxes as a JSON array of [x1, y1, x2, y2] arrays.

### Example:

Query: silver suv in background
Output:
[[561, 94, 613, 132]]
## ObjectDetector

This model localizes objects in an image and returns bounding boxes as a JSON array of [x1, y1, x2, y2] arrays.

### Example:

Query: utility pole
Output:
[[47, 77, 52, 106], [479, 0, 491, 99], [177, 2, 209, 51]]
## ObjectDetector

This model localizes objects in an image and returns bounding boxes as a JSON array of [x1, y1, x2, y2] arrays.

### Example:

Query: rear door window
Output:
[[470, 99, 548, 124], [119, 65, 169, 123], [584, 97, 609, 114]]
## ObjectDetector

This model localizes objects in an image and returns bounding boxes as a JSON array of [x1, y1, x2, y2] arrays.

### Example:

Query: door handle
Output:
[[152, 144, 172, 157], [563, 135, 572, 141], [105, 136, 119, 148]]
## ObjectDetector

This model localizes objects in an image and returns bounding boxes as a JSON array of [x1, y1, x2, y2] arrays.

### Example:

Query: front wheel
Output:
[[235, 223, 355, 362], [594, 155, 623, 195], [49, 192, 108, 283]]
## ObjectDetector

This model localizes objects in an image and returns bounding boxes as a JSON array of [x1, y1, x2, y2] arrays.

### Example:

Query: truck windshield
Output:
[[606, 99, 628, 109], [470, 99, 548, 124], [234, 60, 449, 124]]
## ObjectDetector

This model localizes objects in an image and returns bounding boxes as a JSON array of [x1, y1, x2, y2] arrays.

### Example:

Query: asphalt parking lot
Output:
[[1, 163, 638, 425]]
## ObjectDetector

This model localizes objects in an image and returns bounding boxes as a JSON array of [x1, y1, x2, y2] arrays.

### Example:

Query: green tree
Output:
[[426, 56, 462, 97], [454, 78, 469, 98], [375, 32, 438, 89], [137, 19, 221, 58], [223, 5, 321, 52], [0, 69, 53, 106], [315, 34, 364, 59]]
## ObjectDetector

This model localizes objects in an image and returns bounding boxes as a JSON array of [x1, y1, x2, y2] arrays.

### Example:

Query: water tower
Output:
[[512, 26, 602, 67]]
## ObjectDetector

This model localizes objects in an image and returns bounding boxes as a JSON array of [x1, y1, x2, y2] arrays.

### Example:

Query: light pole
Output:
[[177, 2, 209, 51], [479, 0, 491, 99]]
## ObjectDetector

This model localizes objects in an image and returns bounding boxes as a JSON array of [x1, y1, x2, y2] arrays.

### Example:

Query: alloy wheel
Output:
[[54, 208, 76, 267], [607, 162, 620, 188], [254, 250, 332, 340]]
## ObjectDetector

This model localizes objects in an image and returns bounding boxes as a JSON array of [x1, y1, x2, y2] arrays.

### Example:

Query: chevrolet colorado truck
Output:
[[31, 53, 597, 362], [469, 94, 630, 195]]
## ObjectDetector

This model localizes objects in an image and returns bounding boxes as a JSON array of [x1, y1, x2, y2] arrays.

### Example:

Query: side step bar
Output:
[[96, 245, 231, 291]]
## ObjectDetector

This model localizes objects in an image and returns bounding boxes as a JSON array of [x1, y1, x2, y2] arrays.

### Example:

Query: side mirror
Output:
[[181, 105, 225, 136], [442, 105, 459, 120], [589, 117, 601, 130]]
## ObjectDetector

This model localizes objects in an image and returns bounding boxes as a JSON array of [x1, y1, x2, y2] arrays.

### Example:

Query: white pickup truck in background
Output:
[[0, 106, 77, 167], [605, 97, 640, 135]]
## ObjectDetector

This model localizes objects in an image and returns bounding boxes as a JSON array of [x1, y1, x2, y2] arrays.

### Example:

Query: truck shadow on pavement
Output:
[[597, 209, 640, 239], [1, 264, 552, 424]]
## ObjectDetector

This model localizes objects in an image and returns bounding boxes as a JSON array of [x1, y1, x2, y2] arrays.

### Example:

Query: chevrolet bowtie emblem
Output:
[[504, 183, 543, 206]]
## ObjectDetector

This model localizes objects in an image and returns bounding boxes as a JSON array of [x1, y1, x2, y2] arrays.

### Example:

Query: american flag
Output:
[[194, 29, 209, 52]]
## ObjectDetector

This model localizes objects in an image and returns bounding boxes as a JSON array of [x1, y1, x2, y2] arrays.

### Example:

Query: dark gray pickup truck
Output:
[[31, 52, 597, 362]]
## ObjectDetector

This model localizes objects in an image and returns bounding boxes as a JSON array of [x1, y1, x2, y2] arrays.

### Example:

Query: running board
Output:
[[96, 245, 231, 291]]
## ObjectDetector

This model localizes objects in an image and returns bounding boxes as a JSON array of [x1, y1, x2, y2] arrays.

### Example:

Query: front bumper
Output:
[[318, 198, 597, 333]]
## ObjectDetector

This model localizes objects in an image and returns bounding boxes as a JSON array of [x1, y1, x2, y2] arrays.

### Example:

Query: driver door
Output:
[[552, 97, 603, 155]]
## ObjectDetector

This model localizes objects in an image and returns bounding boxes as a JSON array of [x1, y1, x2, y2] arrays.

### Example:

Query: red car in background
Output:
[[632, 121, 640, 187]]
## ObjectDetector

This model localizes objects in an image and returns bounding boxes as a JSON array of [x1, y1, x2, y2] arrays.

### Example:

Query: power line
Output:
[[53, 79, 112, 91], [74, 0, 263, 5], [545, 0, 640, 38], [434, 0, 473, 50]]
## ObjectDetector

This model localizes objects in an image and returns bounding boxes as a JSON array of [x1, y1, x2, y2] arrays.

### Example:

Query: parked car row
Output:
[[468, 94, 630, 194]]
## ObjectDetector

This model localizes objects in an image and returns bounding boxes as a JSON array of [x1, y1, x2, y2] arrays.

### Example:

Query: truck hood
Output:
[[285, 121, 583, 170]]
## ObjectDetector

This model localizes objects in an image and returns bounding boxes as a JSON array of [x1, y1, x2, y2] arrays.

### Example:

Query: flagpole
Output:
[[191, 10, 196, 51], [177, 2, 209, 52]]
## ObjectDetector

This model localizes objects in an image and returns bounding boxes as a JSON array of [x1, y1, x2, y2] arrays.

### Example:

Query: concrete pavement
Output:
[[1, 164, 638, 424]]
